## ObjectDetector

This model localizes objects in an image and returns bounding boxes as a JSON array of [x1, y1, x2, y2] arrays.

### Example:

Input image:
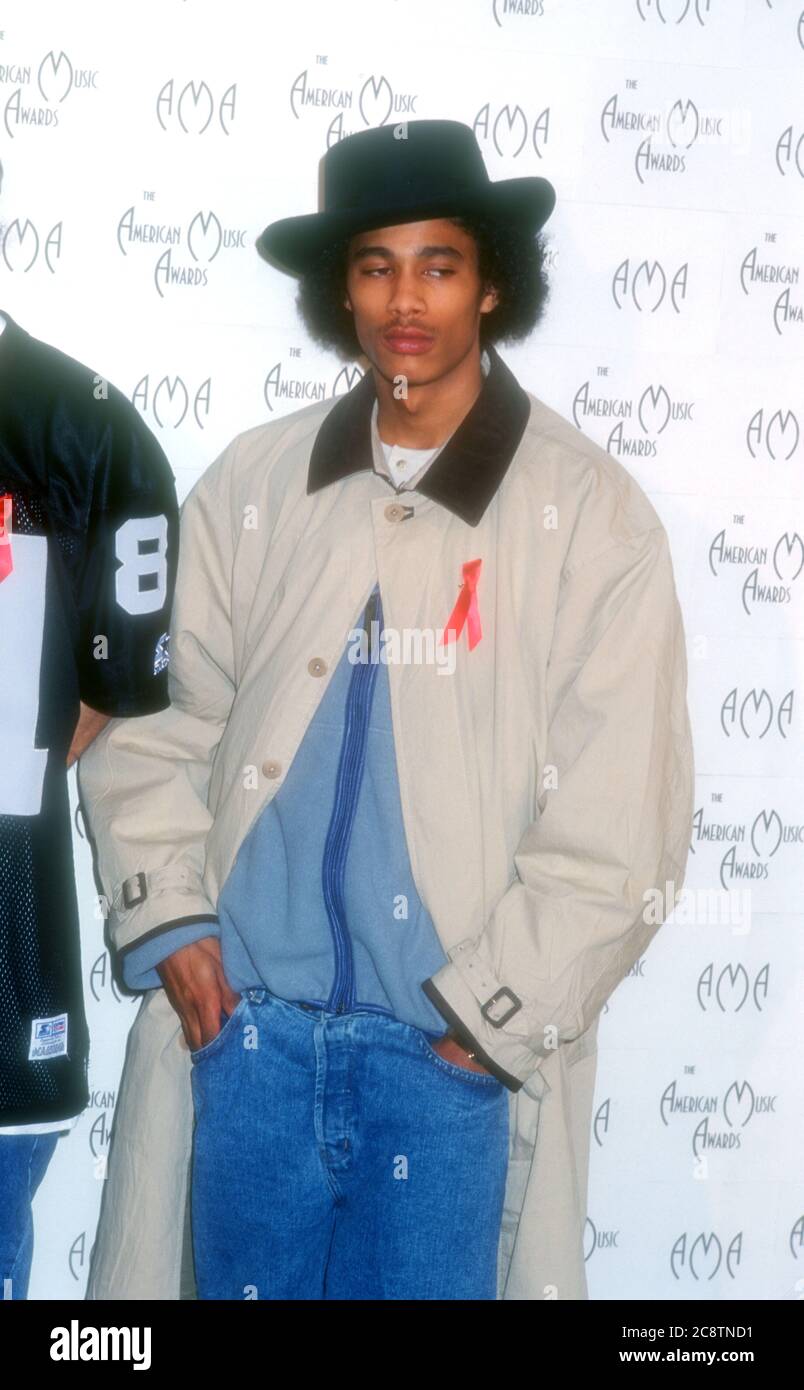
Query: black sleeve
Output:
[[75, 403, 180, 717]]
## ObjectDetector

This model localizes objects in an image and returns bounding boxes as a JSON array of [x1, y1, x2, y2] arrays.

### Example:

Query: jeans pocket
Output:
[[189, 994, 248, 1065], [416, 1031, 504, 1089]]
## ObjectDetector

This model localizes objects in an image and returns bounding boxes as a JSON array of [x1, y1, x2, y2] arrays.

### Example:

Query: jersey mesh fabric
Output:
[[0, 311, 178, 1125]]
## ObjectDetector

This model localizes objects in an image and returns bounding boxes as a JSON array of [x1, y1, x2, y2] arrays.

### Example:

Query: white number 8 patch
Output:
[[114, 514, 168, 616]]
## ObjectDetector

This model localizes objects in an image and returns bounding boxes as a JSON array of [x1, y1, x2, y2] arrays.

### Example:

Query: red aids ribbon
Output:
[[0, 495, 12, 583], [440, 558, 482, 651]]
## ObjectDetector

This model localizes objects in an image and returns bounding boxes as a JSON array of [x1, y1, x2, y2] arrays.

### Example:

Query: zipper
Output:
[[364, 588, 379, 651], [323, 585, 382, 1014]]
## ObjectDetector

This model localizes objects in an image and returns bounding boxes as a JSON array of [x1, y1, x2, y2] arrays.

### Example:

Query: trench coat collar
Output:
[[306, 341, 532, 527]]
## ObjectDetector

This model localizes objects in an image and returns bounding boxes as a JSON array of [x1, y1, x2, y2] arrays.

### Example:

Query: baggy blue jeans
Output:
[[189, 987, 511, 1300], [0, 1130, 60, 1300]]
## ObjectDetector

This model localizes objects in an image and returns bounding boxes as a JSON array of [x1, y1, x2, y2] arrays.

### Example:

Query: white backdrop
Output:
[[1, 0, 801, 1301]]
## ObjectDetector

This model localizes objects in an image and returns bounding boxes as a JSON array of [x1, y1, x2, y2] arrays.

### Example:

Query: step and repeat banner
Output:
[[1, 0, 801, 1300]]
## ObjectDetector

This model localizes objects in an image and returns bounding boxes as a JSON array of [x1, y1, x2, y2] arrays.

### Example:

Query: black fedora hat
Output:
[[256, 119, 556, 275]]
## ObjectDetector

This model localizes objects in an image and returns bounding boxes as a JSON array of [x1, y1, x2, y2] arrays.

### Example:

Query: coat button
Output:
[[384, 503, 404, 522], [307, 657, 327, 677], [261, 759, 282, 778]]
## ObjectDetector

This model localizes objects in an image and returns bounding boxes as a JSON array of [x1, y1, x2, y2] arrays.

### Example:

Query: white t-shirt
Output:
[[376, 419, 443, 490], [0, 1115, 79, 1137]]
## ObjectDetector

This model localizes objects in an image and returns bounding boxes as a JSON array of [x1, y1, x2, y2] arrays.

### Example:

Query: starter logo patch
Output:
[[29, 1013, 69, 1061]]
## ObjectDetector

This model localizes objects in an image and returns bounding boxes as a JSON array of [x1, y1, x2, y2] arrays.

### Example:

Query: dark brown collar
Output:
[[306, 342, 532, 527]]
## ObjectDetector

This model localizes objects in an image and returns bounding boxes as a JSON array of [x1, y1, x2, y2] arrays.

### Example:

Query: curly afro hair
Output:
[[294, 209, 552, 361]]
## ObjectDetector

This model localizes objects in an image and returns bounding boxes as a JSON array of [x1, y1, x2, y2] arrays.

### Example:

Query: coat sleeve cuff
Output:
[[108, 866, 218, 956], [422, 945, 550, 1092]]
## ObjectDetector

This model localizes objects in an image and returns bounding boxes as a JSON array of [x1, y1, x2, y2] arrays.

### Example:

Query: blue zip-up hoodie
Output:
[[122, 583, 451, 1035]]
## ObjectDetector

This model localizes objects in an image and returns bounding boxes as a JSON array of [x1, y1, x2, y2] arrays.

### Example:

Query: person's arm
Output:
[[432, 1021, 496, 1076], [103, 909, 235, 1053], [156, 936, 240, 1053], [67, 702, 112, 768], [422, 523, 695, 1092], [74, 392, 180, 722], [77, 436, 242, 1049]]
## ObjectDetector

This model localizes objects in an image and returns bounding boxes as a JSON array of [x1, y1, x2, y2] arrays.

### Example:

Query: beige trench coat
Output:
[[77, 353, 694, 1300]]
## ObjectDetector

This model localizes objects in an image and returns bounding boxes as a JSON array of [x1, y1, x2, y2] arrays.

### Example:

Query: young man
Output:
[[78, 120, 694, 1301], [0, 289, 179, 1298]]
